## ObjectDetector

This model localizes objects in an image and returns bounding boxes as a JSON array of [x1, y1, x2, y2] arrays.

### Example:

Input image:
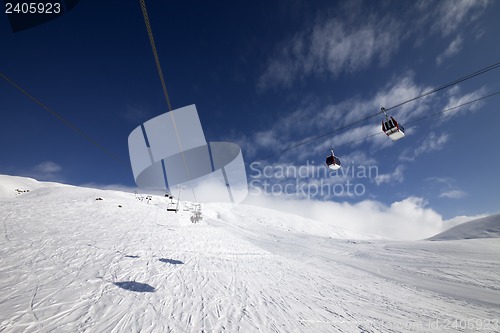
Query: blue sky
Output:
[[1, 0, 499, 230]]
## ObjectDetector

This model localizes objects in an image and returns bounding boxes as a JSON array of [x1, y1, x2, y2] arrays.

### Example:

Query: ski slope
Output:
[[428, 213, 500, 241], [1, 175, 499, 332]]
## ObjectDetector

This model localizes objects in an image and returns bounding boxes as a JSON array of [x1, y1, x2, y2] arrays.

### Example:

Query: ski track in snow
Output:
[[0, 176, 499, 332]]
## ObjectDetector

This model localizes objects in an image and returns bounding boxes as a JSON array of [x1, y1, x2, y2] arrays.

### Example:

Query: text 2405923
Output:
[[5, 2, 61, 14]]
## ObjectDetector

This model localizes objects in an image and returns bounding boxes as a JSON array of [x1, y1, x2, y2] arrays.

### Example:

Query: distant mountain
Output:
[[428, 213, 500, 241]]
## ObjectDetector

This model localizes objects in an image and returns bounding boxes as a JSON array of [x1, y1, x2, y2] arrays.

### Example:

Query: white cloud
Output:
[[341, 151, 378, 166], [243, 193, 476, 240], [258, 1, 492, 90], [242, 73, 431, 162], [401, 132, 449, 161], [80, 182, 150, 194], [374, 165, 405, 186], [258, 10, 401, 89], [436, 35, 463, 66], [123, 105, 150, 123], [424, 177, 468, 200], [243, 68, 484, 166], [444, 214, 487, 228], [415, 132, 449, 155], [1, 161, 65, 183], [415, 0, 491, 38], [20, 161, 65, 182], [439, 189, 467, 199], [254, 130, 284, 150], [34, 161, 62, 174], [425, 176, 452, 184], [433, 0, 491, 37], [440, 86, 487, 120]]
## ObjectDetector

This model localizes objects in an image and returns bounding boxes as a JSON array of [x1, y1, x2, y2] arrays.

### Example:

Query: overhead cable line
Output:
[[139, 0, 197, 200], [256, 61, 500, 162], [139, 0, 173, 111], [0, 72, 129, 166], [384, 61, 500, 112], [333, 89, 500, 149], [404, 90, 500, 126], [258, 112, 381, 161]]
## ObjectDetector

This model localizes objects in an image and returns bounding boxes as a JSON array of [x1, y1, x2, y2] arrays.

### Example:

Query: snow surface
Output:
[[1, 175, 499, 332], [428, 213, 500, 241], [0, 175, 61, 199]]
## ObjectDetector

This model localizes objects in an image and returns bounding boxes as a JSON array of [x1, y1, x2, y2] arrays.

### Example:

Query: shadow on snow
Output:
[[159, 258, 184, 265], [113, 281, 155, 292]]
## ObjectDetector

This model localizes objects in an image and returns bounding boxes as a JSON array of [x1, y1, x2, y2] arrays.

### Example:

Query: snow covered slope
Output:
[[428, 213, 500, 241], [0, 175, 59, 199], [1, 175, 499, 332]]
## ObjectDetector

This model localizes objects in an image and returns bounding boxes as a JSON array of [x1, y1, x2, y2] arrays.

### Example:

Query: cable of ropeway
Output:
[[139, 0, 196, 201], [246, 90, 500, 171], [404, 90, 500, 126], [383, 62, 500, 112], [139, 0, 172, 112], [255, 61, 500, 162], [0, 72, 129, 166], [0, 1, 180, 169], [327, 89, 500, 150], [254, 89, 500, 164]]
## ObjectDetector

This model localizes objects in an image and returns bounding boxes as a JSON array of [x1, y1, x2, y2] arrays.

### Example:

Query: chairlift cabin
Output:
[[381, 107, 405, 141], [167, 202, 179, 212], [326, 149, 341, 170], [167, 195, 179, 212]]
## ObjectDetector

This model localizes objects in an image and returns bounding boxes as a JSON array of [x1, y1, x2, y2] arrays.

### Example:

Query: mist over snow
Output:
[[243, 193, 481, 241]]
